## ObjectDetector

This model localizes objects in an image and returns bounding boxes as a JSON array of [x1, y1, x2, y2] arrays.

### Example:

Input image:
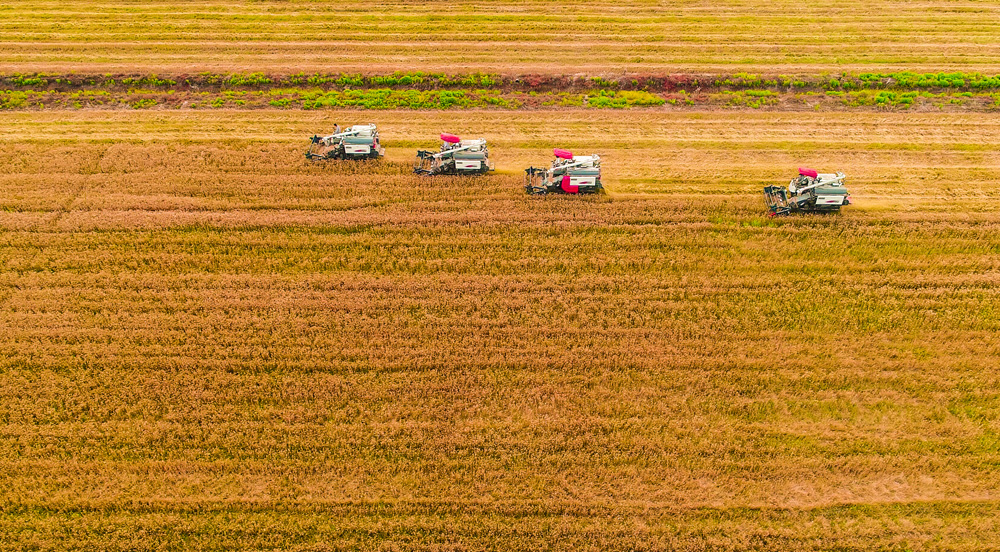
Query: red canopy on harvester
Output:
[[561, 175, 579, 194], [440, 133, 461, 143], [799, 167, 818, 178], [553, 148, 573, 159]]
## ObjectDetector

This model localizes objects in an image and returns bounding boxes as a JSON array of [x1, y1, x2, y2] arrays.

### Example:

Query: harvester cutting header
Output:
[[764, 168, 850, 216], [306, 124, 384, 161], [525, 149, 603, 195], [414, 133, 494, 175]]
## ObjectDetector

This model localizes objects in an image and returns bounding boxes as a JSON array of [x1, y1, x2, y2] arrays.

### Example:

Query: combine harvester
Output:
[[764, 168, 851, 216], [306, 124, 384, 161], [524, 149, 603, 195], [414, 133, 493, 175]]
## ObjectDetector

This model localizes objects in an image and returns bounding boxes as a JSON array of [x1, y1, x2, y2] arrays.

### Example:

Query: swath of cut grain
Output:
[[2, 0, 1000, 73]]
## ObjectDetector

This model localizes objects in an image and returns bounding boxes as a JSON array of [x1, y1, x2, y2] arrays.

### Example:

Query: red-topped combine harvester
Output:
[[524, 149, 603, 195], [764, 167, 851, 216], [414, 133, 494, 175]]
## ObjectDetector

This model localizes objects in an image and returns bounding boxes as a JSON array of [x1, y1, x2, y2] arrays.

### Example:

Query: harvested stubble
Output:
[[1, 110, 1000, 550], [3, 1, 1000, 74]]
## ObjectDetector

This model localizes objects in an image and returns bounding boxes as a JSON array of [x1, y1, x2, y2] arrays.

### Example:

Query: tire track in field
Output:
[[2, 148, 100, 274]]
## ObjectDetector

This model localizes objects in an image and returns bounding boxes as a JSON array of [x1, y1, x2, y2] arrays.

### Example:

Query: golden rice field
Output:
[[3, 0, 1000, 74], [2, 110, 1000, 549]]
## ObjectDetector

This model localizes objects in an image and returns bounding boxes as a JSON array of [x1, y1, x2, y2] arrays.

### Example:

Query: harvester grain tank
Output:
[[524, 148, 603, 194], [306, 124, 384, 160], [764, 168, 851, 216], [414, 133, 494, 175]]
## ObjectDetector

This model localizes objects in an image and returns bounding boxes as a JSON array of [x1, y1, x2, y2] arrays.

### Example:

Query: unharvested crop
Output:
[[2, 110, 1000, 549]]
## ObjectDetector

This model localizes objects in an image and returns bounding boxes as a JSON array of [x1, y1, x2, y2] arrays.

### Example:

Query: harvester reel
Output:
[[413, 150, 437, 175], [305, 135, 342, 161], [763, 185, 792, 217], [524, 167, 548, 194]]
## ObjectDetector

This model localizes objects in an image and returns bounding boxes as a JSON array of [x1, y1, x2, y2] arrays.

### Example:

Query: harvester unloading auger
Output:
[[414, 133, 494, 175], [525, 149, 603, 195], [764, 168, 851, 216], [306, 124, 384, 161]]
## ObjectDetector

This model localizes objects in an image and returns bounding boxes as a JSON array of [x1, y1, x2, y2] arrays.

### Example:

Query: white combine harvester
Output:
[[764, 168, 851, 216], [306, 124, 384, 161], [414, 133, 493, 175], [524, 149, 603, 195]]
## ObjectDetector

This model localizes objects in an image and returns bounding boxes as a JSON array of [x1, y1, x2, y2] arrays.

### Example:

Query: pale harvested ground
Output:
[[3, 0, 1000, 73], [1, 110, 1000, 549]]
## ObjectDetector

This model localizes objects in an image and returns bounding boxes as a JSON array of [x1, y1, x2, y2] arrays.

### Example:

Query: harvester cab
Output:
[[306, 124, 384, 161], [764, 168, 850, 216], [414, 133, 493, 175], [525, 149, 603, 195]]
